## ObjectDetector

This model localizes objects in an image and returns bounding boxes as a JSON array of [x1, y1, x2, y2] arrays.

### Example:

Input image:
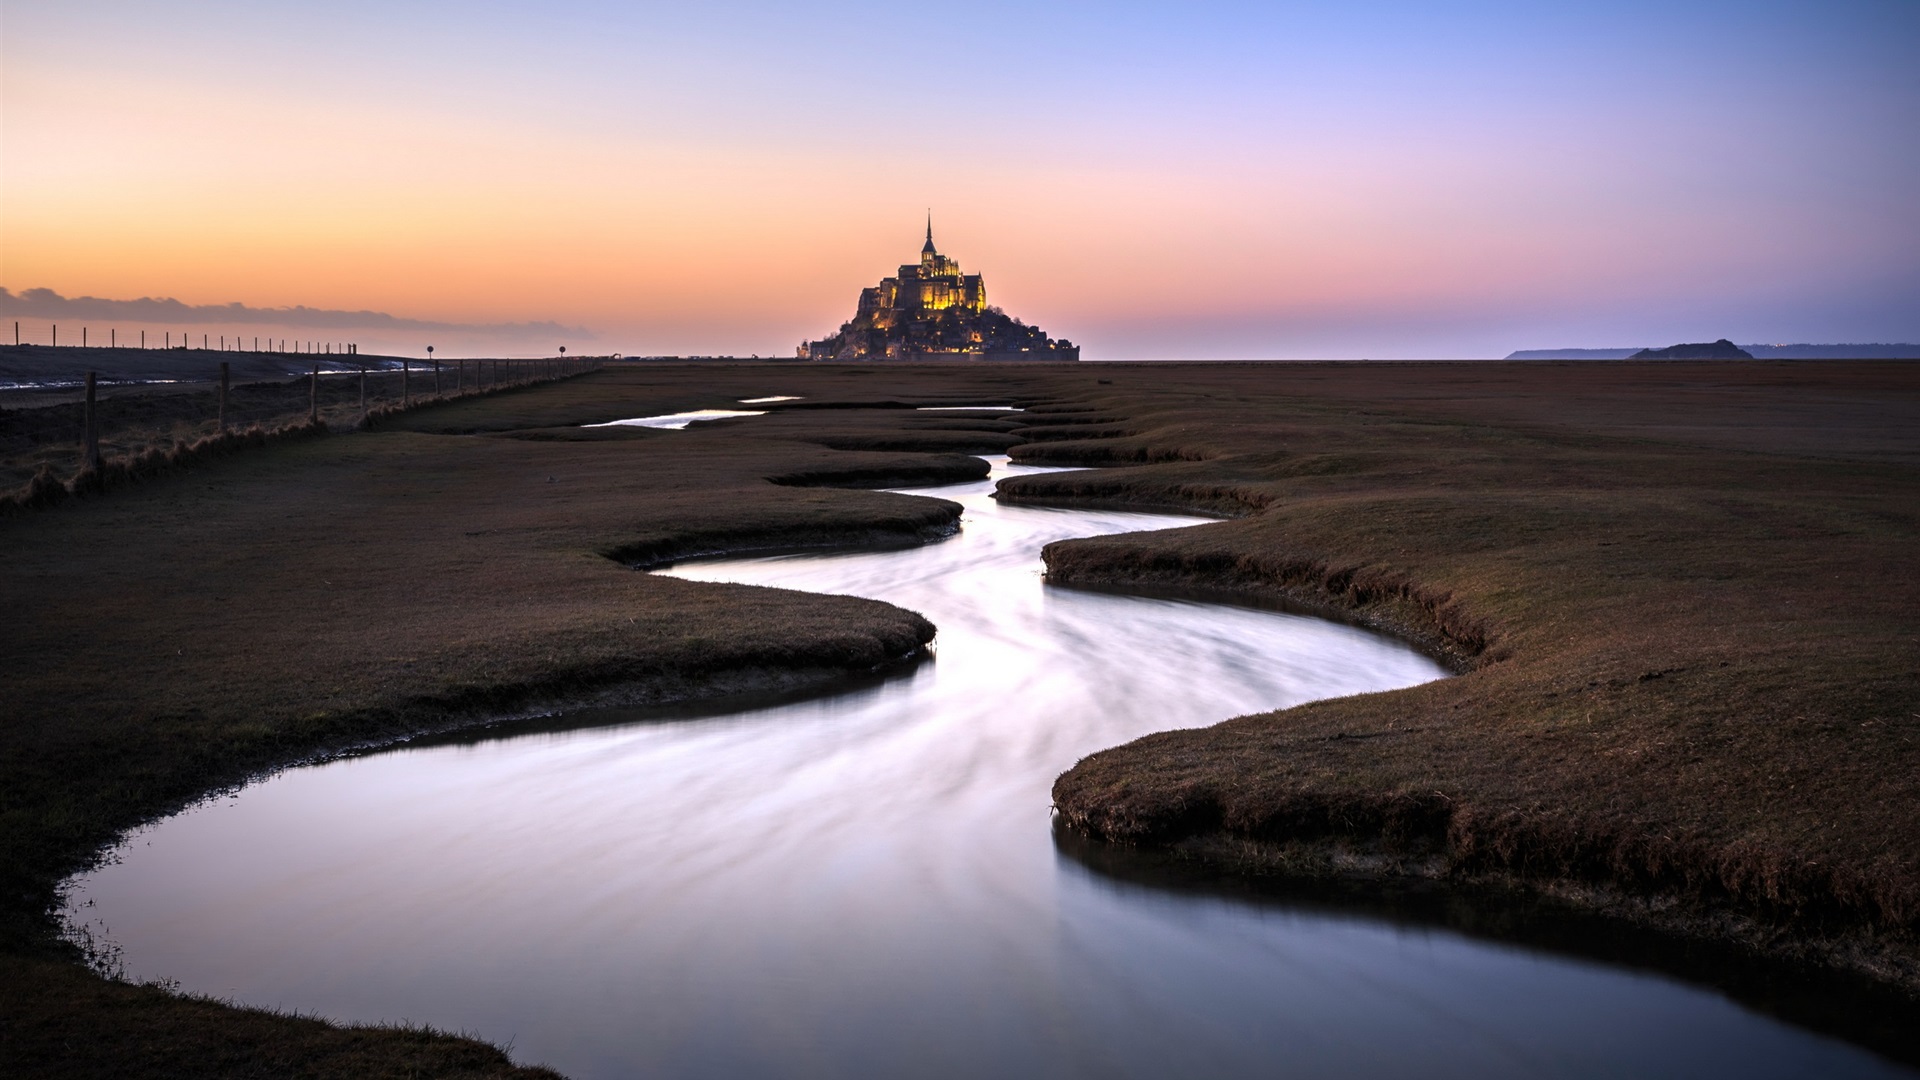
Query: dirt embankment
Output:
[[1000, 365, 1920, 1002]]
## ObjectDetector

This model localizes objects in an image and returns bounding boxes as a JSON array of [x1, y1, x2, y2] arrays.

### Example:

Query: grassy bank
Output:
[[0, 355, 598, 496], [0, 365, 1037, 1076], [2, 359, 1916, 1073], [1011, 362, 1920, 1003]]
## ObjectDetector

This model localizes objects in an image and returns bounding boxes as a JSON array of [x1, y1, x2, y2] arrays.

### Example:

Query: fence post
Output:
[[309, 364, 319, 423], [219, 361, 230, 431], [403, 359, 411, 405], [360, 364, 367, 411], [433, 358, 441, 396], [84, 371, 101, 471], [53, 324, 58, 347]]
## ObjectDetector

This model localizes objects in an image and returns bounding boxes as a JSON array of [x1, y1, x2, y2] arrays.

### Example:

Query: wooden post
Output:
[[457, 359, 464, 393], [309, 364, 319, 423], [359, 364, 367, 410], [433, 358, 441, 396], [53, 324, 58, 347], [403, 359, 411, 405], [218, 362, 230, 431], [84, 371, 100, 470]]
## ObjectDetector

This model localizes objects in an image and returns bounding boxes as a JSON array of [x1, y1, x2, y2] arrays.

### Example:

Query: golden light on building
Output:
[[801, 218, 1075, 362]]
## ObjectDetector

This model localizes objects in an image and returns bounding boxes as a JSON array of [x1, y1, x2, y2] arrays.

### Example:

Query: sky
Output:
[[2, 0, 1917, 358]]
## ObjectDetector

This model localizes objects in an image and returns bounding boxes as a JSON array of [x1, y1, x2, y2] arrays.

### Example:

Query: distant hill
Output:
[[1505, 348, 1641, 360], [1629, 339, 1753, 360], [1509, 343, 1920, 360]]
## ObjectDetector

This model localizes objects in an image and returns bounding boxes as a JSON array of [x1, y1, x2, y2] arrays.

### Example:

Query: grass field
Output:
[[2, 359, 1915, 1074]]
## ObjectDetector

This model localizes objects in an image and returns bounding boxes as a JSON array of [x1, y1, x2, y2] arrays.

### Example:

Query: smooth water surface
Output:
[[583, 408, 766, 429], [65, 460, 1911, 1078]]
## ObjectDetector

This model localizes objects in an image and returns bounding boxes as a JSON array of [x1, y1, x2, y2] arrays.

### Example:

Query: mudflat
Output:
[[1, 359, 1915, 1076]]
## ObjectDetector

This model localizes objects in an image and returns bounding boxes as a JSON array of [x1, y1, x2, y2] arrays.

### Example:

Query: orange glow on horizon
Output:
[[5, 3, 1914, 359]]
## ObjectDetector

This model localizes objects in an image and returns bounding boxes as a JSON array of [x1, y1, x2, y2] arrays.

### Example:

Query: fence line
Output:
[[3, 320, 375, 355], [0, 357, 608, 510]]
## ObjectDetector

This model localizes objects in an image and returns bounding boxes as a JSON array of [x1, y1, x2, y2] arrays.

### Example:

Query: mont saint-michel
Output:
[[799, 221, 1079, 361]]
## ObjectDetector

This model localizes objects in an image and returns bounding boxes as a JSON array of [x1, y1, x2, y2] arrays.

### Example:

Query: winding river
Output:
[[63, 458, 1912, 1078]]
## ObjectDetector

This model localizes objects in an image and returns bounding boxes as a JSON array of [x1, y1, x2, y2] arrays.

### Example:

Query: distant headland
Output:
[[1509, 342, 1920, 360], [1628, 339, 1754, 360], [799, 220, 1078, 361]]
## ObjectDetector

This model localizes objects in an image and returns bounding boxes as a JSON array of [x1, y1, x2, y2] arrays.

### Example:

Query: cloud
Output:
[[0, 287, 592, 340]]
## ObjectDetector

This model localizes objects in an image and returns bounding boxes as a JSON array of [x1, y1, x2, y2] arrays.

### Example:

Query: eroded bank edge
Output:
[[1000, 477, 1920, 1021], [24, 454, 988, 1075]]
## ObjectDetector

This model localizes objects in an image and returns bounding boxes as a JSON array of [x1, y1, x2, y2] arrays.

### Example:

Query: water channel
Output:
[[64, 458, 1912, 1078]]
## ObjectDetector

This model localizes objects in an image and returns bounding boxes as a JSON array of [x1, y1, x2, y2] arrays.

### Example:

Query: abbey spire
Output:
[[799, 219, 1078, 361]]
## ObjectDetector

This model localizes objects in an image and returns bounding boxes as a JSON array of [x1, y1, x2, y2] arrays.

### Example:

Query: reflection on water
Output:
[[63, 459, 1912, 1079], [583, 408, 765, 429]]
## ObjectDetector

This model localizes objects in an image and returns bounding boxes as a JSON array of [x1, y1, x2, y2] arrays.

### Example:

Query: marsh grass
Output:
[[2, 359, 1917, 1074], [0, 361, 597, 498], [1010, 362, 1920, 997]]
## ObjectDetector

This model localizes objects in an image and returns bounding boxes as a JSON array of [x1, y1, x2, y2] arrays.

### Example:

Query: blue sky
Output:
[[3, 0, 1916, 356]]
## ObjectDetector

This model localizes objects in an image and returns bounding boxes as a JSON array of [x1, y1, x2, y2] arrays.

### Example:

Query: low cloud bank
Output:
[[0, 287, 592, 340]]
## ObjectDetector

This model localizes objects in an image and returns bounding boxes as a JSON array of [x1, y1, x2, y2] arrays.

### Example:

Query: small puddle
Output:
[[582, 408, 766, 430]]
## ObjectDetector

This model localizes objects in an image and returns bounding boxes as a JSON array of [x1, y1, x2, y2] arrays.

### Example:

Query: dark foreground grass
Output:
[[0, 954, 563, 1079], [2, 359, 1917, 1073]]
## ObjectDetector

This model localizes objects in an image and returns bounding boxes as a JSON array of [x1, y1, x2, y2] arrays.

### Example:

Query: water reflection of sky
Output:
[[63, 459, 1912, 1079], [582, 408, 766, 429]]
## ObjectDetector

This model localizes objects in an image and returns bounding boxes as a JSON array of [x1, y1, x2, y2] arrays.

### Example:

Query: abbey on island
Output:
[[799, 220, 1079, 361]]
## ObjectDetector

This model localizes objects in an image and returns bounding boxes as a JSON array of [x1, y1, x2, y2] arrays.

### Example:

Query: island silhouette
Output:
[[799, 219, 1078, 361]]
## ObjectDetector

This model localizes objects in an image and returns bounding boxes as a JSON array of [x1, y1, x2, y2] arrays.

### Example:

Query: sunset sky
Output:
[[3, 1, 1917, 358]]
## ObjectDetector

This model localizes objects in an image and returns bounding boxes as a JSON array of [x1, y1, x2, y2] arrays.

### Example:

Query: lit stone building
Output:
[[800, 221, 1078, 361]]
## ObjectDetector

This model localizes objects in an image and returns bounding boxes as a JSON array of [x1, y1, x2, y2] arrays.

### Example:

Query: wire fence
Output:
[[0, 357, 604, 494], [7, 318, 366, 357]]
